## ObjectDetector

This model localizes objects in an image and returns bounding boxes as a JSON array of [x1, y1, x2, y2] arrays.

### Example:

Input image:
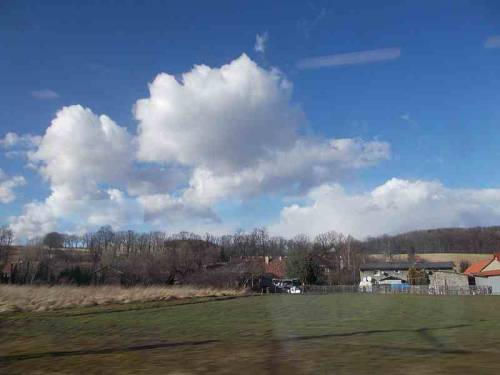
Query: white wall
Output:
[[475, 276, 500, 294], [483, 259, 500, 272]]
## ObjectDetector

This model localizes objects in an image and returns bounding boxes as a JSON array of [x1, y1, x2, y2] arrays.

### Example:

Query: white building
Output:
[[464, 253, 500, 294]]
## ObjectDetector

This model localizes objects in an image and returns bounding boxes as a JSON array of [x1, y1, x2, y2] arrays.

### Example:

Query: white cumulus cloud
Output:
[[10, 106, 141, 239], [138, 194, 219, 226], [30, 105, 133, 198], [135, 54, 389, 204], [135, 53, 301, 172], [9, 188, 140, 240], [272, 178, 500, 239], [9, 55, 392, 240], [9, 201, 57, 239], [11, 105, 205, 240], [184, 138, 390, 205]]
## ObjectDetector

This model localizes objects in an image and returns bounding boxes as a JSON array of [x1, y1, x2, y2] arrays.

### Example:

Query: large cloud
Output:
[[184, 138, 390, 204], [8, 55, 392, 240], [138, 194, 219, 226], [135, 54, 390, 203], [272, 178, 500, 239], [135, 53, 301, 172], [30, 105, 133, 198], [11, 105, 209, 240], [9, 201, 57, 239], [10, 106, 144, 239], [9, 188, 140, 239]]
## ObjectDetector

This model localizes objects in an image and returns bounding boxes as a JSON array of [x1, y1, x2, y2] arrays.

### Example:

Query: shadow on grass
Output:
[[352, 343, 475, 355], [57, 295, 249, 318], [0, 323, 481, 364], [284, 323, 471, 342], [281, 324, 483, 354], [0, 339, 220, 363]]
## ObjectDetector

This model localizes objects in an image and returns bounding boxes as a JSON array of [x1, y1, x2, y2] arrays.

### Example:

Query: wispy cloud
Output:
[[30, 89, 59, 100], [484, 35, 500, 49], [86, 62, 109, 72], [254, 32, 268, 53], [0, 168, 26, 204], [401, 113, 418, 126], [0, 132, 41, 149], [298, 7, 326, 38], [297, 47, 401, 70], [1, 132, 41, 160]]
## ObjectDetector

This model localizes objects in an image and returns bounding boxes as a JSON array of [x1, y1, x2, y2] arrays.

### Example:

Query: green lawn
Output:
[[1, 294, 500, 374]]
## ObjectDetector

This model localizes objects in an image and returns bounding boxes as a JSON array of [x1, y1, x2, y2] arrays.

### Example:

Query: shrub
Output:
[[407, 267, 429, 285], [58, 266, 92, 285]]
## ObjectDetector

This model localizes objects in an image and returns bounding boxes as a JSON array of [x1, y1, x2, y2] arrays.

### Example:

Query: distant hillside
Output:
[[362, 226, 500, 254]]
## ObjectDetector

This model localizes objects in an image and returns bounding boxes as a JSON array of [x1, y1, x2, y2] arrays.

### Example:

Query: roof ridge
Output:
[[463, 257, 494, 275]]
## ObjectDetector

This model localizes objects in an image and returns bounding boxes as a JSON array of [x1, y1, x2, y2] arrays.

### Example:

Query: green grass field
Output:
[[1, 294, 500, 374]]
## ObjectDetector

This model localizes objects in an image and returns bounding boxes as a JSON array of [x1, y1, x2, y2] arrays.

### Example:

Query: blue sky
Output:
[[1, 1, 500, 240]]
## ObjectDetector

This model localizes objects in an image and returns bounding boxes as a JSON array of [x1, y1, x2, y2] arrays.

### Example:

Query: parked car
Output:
[[287, 286, 302, 294]]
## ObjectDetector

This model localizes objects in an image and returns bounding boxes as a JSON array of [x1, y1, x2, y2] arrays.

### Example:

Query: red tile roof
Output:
[[265, 258, 286, 278], [228, 256, 287, 278], [463, 258, 492, 275]]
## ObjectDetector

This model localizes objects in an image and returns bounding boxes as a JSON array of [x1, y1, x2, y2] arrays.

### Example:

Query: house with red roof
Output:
[[228, 255, 287, 278], [263, 256, 286, 278], [464, 253, 500, 294]]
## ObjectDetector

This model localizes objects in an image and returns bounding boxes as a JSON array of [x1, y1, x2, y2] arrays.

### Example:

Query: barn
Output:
[[464, 253, 500, 294]]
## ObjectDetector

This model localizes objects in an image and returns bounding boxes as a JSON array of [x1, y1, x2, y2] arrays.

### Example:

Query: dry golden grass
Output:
[[0, 285, 243, 313], [416, 253, 492, 264], [369, 252, 492, 266]]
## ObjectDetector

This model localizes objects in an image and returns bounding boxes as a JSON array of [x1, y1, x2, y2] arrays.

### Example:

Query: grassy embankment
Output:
[[0, 285, 243, 313], [1, 291, 500, 374]]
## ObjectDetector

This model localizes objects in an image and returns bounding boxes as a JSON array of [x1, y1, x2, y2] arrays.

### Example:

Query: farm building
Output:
[[264, 256, 286, 278], [228, 255, 287, 278], [464, 253, 500, 294], [223, 256, 288, 290], [359, 261, 454, 285], [428, 270, 469, 289]]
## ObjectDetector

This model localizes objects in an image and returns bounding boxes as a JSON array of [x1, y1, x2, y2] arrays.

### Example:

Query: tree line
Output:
[[1, 226, 365, 287], [363, 226, 500, 255], [7, 224, 496, 288]]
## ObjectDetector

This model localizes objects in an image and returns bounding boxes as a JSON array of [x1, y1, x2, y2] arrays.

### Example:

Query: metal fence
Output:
[[302, 284, 493, 296]]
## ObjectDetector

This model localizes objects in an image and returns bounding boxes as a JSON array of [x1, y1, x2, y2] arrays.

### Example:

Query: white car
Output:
[[288, 286, 302, 294]]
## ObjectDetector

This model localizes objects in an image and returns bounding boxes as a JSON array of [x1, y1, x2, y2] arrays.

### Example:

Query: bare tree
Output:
[[0, 225, 14, 268]]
